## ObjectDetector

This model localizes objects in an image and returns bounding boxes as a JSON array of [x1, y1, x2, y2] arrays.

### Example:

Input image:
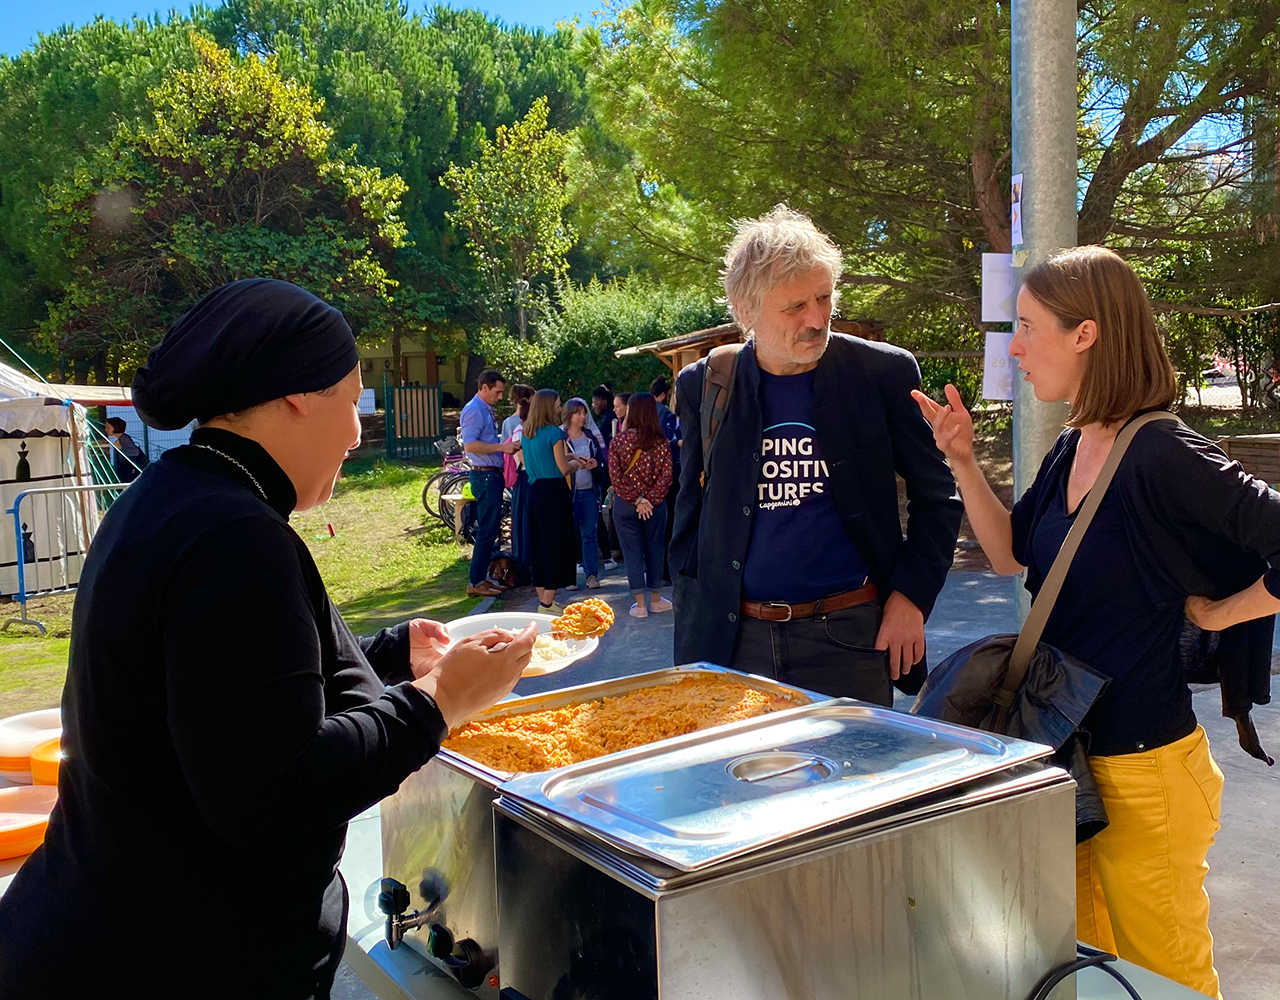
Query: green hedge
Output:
[[532, 276, 726, 400]]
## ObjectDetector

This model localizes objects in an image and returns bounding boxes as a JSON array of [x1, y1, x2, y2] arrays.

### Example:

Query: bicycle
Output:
[[420, 435, 513, 545], [422, 436, 470, 520]]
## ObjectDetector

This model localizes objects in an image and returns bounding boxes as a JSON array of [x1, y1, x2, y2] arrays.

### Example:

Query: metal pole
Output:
[[1011, 0, 1077, 620]]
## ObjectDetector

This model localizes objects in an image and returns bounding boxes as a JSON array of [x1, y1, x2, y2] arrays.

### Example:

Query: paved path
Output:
[[337, 569, 1280, 999]]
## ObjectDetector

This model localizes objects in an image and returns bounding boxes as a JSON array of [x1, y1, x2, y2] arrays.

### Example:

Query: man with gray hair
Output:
[[669, 205, 961, 702]]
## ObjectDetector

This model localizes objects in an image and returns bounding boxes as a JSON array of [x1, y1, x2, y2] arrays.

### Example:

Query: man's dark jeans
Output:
[[468, 468, 505, 586], [728, 601, 893, 705]]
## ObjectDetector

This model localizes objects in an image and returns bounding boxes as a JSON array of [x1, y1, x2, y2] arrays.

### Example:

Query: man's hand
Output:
[[874, 591, 925, 680], [407, 618, 450, 679], [499, 440, 519, 455]]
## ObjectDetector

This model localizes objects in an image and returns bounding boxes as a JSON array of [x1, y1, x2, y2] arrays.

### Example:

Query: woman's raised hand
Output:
[[911, 384, 975, 464]]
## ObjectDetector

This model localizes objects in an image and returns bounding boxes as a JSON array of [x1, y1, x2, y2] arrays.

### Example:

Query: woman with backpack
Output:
[[522, 389, 588, 612], [914, 245, 1280, 998], [562, 397, 605, 590], [608, 392, 673, 619]]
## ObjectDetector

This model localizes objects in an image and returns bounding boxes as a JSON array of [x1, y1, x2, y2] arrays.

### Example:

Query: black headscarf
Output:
[[132, 279, 359, 430]]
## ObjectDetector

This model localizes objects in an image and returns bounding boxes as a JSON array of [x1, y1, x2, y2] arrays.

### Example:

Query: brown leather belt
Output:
[[740, 583, 879, 623]]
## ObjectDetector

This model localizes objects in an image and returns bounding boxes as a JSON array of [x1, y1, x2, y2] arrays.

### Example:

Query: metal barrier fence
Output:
[[384, 377, 444, 461], [2, 483, 125, 635]]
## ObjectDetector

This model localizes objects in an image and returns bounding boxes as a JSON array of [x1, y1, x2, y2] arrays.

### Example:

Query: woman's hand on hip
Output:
[[911, 384, 974, 464], [413, 623, 537, 729], [1186, 579, 1280, 633]]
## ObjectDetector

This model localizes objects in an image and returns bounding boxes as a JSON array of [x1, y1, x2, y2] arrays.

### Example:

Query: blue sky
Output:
[[0, 1, 597, 56]]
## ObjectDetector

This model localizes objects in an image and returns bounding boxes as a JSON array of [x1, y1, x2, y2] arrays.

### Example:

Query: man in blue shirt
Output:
[[459, 369, 518, 597], [670, 206, 961, 703]]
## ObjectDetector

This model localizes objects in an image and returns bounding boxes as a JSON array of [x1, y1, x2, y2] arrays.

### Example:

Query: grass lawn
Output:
[[0, 455, 480, 717]]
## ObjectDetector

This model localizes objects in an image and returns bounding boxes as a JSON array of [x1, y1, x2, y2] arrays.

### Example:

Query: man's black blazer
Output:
[[670, 334, 962, 667]]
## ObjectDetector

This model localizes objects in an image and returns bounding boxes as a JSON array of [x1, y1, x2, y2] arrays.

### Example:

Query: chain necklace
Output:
[[191, 444, 269, 503]]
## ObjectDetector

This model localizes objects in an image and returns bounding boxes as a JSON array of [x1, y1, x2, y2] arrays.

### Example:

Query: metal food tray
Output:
[[497, 698, 1055, 872], [438, 663, 826, 788]]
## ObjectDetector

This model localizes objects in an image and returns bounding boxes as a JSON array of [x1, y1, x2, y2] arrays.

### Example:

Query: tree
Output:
[[206, 0, 593, 372], [442, 97, 576, 337], [0, 14, 203, 374], [577, 0, 1279, 338], [38, 35, 409, 381]]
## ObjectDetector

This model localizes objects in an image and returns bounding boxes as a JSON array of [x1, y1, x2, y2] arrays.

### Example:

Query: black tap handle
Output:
[[377, 877, 411, 916]]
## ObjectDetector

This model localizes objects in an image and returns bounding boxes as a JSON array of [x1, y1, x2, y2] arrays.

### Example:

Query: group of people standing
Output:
[[459, 372, 681, 620]]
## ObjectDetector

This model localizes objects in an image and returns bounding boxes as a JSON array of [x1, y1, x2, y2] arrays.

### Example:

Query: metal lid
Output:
[[497, 700, 1052, 872]]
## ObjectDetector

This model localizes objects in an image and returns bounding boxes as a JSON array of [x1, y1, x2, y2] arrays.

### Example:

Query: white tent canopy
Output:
[[0, 363, 102, 598], [0, 360, 131, 406]]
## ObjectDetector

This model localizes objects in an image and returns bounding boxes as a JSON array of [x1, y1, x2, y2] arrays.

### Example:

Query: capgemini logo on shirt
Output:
[[757, 424, 829, 511]]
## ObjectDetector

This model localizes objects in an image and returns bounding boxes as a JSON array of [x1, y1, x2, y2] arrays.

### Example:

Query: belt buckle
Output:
[[764, 602, 794, 623]]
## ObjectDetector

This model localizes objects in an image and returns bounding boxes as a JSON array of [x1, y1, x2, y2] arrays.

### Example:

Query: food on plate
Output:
[[551, 598, 614, 640], [443, 675, 806, 773], [530, 633, 572, 662]]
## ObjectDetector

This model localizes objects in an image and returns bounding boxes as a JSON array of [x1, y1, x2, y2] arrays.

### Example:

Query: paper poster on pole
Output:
[[1010, 173, 1024, 246], [983, 331, 1014, 401], [981, 253, 1014, 323]]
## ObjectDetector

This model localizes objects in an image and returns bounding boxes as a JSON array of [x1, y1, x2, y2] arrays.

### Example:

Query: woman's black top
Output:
[[0, 428, 448, 998], [1011, 419, 1280, 758]]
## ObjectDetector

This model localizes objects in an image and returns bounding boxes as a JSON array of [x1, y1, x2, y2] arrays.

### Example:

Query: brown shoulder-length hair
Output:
[[1022, 245, 1177, 427], [622, 392, 665, 451], [522, 388, 561, 438]]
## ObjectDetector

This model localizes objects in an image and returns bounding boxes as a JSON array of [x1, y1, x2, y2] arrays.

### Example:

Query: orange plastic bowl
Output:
[[29, 738, 61, 787], [0, 785, 57, 860]]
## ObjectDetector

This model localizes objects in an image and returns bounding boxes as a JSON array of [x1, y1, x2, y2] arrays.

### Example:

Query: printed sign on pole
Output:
[[983, 331, 1015, 401], [1010, 173, 1024, 247], [981, 253, 1014, 323]]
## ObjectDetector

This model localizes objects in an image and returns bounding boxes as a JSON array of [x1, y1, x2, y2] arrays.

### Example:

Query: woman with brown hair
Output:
[[914, 245, 1280, 997], [522, 388, 589, 611], [608, 392, 674, 619]]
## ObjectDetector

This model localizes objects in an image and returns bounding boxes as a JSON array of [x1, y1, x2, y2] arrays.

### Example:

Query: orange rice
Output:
[[443, 675, 806, 773]]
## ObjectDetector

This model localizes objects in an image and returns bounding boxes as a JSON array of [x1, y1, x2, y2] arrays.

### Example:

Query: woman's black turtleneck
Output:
[[0, 428, 447, 999]]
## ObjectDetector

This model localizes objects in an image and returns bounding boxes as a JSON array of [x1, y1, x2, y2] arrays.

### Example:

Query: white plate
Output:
[[436, 611, 601, 676], [0, 708, 61, 784]]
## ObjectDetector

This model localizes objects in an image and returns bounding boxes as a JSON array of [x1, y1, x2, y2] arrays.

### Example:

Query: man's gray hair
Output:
[[721, 204, 843, 328]]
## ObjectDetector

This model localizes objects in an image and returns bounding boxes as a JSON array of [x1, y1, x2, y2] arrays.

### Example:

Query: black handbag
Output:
[[912, 411, 1178, 842]]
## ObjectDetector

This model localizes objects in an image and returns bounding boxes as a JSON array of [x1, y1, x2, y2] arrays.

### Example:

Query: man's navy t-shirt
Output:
[[741, 370, 869, 602]]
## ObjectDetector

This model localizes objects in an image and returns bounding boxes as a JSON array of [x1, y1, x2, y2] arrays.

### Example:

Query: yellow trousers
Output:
[[1076, 725, 1224, 999]]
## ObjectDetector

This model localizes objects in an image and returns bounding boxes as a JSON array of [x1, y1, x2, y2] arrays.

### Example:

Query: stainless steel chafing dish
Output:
[[379, 664, 828, 995], [494, 700, 1077, 1000]]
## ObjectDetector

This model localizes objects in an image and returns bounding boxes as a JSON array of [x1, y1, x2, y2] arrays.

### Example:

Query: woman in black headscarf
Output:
[[0, 280, 536, 999]]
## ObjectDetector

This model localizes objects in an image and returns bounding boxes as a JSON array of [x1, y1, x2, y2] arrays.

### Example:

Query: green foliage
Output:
[[474, 326, 556, 385], [443, 97, 576, 317], [577, 0, 1014, 330], [0, 14, 203, 369], [577, 0, 1279, 340], [533, 276, 725, 400], [207, 1, 590, 327], [37, 36, 409, 375]]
